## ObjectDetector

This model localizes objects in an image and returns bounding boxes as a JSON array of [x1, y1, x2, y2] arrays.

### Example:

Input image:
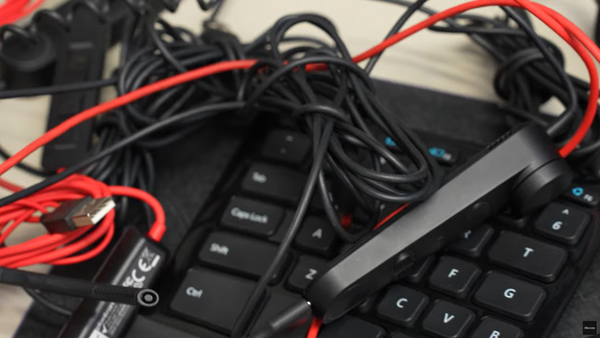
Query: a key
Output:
[[260, 130, 311, 165], [318, 317, 385, 338], [241, 163, 306, 204], [170, 268, 258, 334], [450, 225, 494, 258], [294, 216, 338, 257], [403, 257, 434, 284], [469, 317, 524, 338], [533, 202, 589, 245], [487, 231, 567, 282], [564, 185, 600, 207], [427, 145, 459, 165], [421, 300, 475, 338], [287, 256, 328, 292], [199, 232, 286, 281], [376, 285, 429, 327], [252, 293, 310, 338], [474, 272, 546, 322], [427, 256, 481, 298], [221, 196, 284, 237]]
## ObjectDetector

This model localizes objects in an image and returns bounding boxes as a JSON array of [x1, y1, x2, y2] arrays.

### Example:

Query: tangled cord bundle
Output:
[[0, 174, 165, 268], [0, 0, 599, 336]]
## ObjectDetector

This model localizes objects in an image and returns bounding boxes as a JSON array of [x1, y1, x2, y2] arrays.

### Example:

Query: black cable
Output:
[[0, 78, 117, 99], [231, 118, 335, 338], [0, 102, 244, 207], [0, 144, 52, 177], [501, 7, 578, 138], [364, 0, 427, 74], [24, 288, 74, 317]]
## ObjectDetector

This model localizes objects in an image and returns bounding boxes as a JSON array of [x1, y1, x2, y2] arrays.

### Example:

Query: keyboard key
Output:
[[533, 202, 589, 245], [428, 146, 459, 165], [170, 268, 257, 334], [421, 300, 475, 338], [199, 232, 286, 281], [564, 185, 600, 207], [318, 317, 385, 338], [261, 130, 311, 165], [474, 272, 545, 322], [376, 285, 429, 327], [427, 256, 480, 298], [221, 196, 284, 237], [404, 256, 434, 283], [287, 256, 328, 292], [294, 216, 338, 257], [469, 317, 523, 338], [450, 225, 494, 258], [241, 163, 306, 204], [487, 231, 567, 282], [252, 293, 310, 338]]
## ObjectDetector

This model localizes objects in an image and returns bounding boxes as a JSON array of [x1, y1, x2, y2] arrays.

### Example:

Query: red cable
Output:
[[0, 0, 44, 25], [306, 318, 322, 338], [0, 0, 595, 326], [299, 1, 600, 335], [0, 0, 596, 183], [0, 174, 166, 267]]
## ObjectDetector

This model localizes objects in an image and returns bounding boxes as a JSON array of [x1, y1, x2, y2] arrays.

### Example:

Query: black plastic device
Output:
[[41, 2, 110, 171], [305, 124, 572, 323], [0, 267, 158, 307], [58, 227, 166, 338], [0, 26, 57, 89]]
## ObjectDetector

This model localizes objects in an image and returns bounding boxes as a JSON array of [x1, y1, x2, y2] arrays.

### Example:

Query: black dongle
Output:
[[57, 226, 166, 338]]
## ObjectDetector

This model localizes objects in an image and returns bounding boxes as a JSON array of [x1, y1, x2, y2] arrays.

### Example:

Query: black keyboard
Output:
[[129, 117, 600, 338]]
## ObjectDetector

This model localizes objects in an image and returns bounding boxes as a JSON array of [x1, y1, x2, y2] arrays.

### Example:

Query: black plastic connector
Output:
[[58, 227, 166, 338]]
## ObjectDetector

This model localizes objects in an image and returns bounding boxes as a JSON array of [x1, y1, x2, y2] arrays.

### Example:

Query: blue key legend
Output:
[[571, 187, 584, 197], [429, 147, 453, 162]]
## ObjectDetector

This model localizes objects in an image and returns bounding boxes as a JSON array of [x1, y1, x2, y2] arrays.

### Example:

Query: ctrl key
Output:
[[170, 268, 257, 334]]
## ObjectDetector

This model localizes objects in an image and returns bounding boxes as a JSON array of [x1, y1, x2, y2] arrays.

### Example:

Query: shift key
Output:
[[199, 232, 287, 281]]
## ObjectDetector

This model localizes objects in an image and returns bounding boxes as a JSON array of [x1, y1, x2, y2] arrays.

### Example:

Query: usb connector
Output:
[[41, 197, 116, 233]]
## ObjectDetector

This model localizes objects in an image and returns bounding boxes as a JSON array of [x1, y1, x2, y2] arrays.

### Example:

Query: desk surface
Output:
[[0, 0, 597, 337]]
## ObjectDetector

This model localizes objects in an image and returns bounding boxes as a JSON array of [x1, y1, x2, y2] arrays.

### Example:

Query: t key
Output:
[[488, 231, 567, 282]]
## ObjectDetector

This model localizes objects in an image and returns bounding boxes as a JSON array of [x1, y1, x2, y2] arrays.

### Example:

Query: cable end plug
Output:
[[41, 197, 115, 233], [249, 300, 312, 338]]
